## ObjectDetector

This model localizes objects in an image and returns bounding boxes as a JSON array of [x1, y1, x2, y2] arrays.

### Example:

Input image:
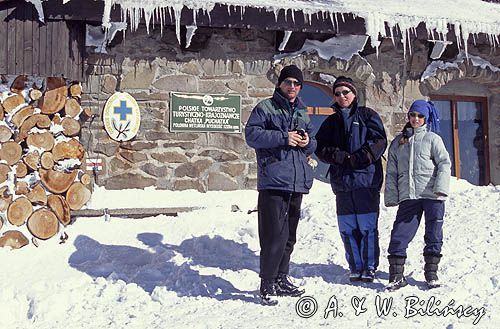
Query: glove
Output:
[[320, 147, 350, 166], [332, 149, 349, 165]]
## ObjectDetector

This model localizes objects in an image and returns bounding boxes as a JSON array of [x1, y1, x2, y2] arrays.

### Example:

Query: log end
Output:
[[0, 230, 29, 249]]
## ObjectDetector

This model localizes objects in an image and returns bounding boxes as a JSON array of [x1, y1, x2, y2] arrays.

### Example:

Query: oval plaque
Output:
[[103, 92, 140, 141]]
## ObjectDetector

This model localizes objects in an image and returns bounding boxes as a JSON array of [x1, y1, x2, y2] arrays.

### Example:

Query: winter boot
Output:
[[361, 269, 376, 282], [275, 273, 305, 297], [424, 253, 442, 289], [386, 255, 408, 291], [260, 279, 278, 306], [349, 271, 362, 282]]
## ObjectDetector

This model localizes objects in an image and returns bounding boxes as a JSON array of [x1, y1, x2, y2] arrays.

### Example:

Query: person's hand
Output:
[[297, 132, 309, 148], [332, 149, 350, 165], [288, 131, 303, 147]]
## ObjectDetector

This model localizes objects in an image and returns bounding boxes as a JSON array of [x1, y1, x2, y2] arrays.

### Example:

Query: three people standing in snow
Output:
[[245, 65, 316, 305], [315, 76, 388, 283], [245, 69, 451, 303], [384, 100, 451, 290]]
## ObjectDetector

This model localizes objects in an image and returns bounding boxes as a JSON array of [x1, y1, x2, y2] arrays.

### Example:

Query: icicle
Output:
[[278, 31, 293, 51], [334, 12, 339, 31], [102, 0, 112, 28], [153, 8, 157, 29], [193, 8, 197, 26], [173, 6, 182, 44], [401, 24, 407, 60], [291, 9, 295, 24], [389, 25, 395, 46], [407, 28, 412, 56], [206, 8, 212, 24], [340, 13, 345, 23], [185, 25, 198, 48], [461, 25, 470, 59], [273, 8, 279, 23], [227, 5, 231, 16], [144, 8, 152, 34], [132, 7, 139, 31], [160, 7, 164, 36], [455, 24, 462, 51], [136, 7, 141, 31], [431, 27, 436, 41], [327, 11, 333, 29]]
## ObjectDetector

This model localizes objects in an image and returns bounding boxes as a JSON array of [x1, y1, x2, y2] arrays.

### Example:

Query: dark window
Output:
[[431, 96, 490, 185], [300, 81, 334, 183]]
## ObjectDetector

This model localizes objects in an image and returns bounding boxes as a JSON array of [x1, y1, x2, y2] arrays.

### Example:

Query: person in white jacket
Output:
[[384, 100, 451, 291]]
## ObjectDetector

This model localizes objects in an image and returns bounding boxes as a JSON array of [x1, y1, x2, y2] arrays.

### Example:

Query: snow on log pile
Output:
[[0, 75, 92, 249]]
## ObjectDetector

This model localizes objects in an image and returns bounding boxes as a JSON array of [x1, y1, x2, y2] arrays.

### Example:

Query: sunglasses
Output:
[[283, 79, 302, 87], [408, 112, 425, 119], [334, 90, 351, 97]]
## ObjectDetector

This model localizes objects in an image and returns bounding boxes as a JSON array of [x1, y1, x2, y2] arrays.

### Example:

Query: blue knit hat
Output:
[[408, 100, 441, 133]]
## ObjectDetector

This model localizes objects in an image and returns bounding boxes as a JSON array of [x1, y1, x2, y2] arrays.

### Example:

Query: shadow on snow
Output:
[[69, 233, 380, 302]]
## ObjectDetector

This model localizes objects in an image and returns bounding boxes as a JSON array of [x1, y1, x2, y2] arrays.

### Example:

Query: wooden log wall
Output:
[[0, 1, 85, 81]]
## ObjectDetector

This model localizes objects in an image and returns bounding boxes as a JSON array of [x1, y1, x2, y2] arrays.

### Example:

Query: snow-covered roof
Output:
[[32, 0, 500, 51], [101, 1, 499, 43]]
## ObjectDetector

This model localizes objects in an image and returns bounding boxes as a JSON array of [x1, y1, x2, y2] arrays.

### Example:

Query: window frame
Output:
[[303, 81, 334, 115], [430, 94, 490, 185]]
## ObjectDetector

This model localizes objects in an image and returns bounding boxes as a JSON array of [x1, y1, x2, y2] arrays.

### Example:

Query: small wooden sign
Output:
[[103, 92, 140, 141]]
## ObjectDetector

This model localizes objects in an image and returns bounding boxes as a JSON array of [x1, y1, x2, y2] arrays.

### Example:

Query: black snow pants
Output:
[[258, 189, 303, 280]]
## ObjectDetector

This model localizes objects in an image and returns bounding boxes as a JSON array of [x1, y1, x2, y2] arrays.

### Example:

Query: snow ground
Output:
[[0, 179, 498, 329]]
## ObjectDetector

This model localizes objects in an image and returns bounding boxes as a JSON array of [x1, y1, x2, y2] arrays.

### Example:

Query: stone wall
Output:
[[81, 27, 278, 191], [80, 26, 500, 190]]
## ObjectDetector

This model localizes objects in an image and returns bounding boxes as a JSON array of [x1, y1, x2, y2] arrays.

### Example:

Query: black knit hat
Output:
[[278, 65, 304, 86], [333, 76, 357, 95]]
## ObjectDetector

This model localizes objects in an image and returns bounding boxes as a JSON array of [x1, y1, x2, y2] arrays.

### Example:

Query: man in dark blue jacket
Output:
[[315, 76, 387, 283], [245, 65, 316, 306]]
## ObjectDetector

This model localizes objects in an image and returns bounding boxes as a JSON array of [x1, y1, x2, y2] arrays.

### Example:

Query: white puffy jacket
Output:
[[384, 125, 451, 206]]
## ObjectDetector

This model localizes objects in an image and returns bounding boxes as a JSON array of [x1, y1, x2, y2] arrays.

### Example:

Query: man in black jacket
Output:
[[315, 76, 387, 283], [246, 65, 316, 305]]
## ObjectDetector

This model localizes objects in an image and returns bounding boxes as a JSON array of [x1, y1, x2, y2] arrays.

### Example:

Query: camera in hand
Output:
[[295, 128, 306, 140]]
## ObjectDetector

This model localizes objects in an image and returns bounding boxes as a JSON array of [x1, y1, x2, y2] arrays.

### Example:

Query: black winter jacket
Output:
[[315, 102, 387, 193]]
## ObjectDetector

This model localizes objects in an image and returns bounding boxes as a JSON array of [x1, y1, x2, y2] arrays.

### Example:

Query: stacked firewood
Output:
[[0, 75, 92, 249]]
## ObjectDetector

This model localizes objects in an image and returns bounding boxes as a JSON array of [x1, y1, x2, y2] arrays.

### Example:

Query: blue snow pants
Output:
[[336, 188, 380, 273], [387, 199, 445, 257]]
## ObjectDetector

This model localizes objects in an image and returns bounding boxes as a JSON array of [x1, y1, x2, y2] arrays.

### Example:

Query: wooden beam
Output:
[[71, 207, 201, 219]]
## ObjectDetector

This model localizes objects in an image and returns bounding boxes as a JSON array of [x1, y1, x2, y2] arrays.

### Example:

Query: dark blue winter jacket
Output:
[[315, 102, 387, 193], [245, 90, 317, 193]]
